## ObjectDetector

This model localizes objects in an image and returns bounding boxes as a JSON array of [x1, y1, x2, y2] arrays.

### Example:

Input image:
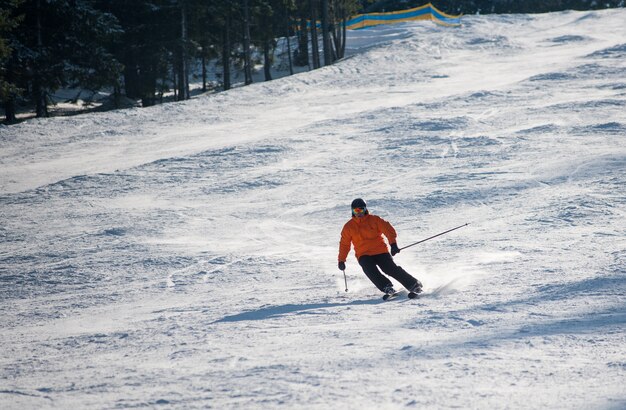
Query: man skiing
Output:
[[338, 198, 422, 298]]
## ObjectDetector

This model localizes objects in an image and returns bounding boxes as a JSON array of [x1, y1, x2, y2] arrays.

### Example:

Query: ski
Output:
[[407, 291, 420, 299]]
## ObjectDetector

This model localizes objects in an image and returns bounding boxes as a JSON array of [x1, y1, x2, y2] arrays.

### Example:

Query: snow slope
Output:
[[1, 9, 625, 409]]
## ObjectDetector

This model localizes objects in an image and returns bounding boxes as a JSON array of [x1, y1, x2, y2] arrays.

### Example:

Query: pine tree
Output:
[[258, 1, 275, 81], [310, 0, 321, 69], [293, 0, 310, 67], [330, 0, 359, 60], [103, 1, 177, 107], [242, 0, 254, 85], [2, 0, 122, 119], [0, 0, 24, 123], [321, 0, 332, 65], [281, 0, 296, 75]]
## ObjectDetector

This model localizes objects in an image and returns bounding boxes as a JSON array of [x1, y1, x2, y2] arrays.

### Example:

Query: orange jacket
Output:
[[338, 214, 397, 261]]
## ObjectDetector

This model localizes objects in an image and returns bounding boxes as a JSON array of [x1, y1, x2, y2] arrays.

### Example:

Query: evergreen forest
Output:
[[1, 0, 623, 123]]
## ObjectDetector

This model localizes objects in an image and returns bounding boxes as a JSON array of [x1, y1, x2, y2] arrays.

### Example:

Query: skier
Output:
[[338, 198, 422, 297]]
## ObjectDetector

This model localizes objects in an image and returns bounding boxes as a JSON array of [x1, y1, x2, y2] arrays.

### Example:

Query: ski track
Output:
[[1, 9, 626, 410]]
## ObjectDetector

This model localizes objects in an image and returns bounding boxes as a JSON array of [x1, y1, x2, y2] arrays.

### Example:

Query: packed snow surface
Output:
[[1, 9, 626, 410]]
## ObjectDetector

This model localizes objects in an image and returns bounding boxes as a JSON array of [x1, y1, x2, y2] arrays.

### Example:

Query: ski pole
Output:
[[342, 269, 348, 292], [399, 223, 470, 251]]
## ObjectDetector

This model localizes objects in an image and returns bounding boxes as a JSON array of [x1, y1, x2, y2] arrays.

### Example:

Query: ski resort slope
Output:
[[1, 9, 626, 410]]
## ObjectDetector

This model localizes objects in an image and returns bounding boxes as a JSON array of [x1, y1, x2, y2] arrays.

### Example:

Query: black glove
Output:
[[338, 261, 346, 271], [390, 243, 400, 256]]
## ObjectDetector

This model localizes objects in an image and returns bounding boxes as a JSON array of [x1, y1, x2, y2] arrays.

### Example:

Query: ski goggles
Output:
[[352, 207, 366, 216]]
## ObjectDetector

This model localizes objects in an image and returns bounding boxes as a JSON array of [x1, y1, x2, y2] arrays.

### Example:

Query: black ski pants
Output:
[[358, 253, 419, 292]]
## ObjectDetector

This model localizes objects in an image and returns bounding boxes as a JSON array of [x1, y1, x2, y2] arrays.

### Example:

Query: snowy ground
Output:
[[1, 9, 626, 410]]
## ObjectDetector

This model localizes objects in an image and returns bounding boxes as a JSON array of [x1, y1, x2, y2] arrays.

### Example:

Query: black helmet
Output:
[[351, 198, 367, 209], [351, 198, 368, 217]]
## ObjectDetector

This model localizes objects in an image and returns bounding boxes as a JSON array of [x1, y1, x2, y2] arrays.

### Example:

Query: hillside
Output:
[[1, 9, 625, 409]]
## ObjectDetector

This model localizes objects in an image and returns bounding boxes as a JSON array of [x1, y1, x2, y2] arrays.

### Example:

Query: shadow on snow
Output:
[[213, 298, 384, 324]]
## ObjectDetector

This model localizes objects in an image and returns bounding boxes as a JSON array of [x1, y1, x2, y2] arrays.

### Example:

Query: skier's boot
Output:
[[382, 285, 398, 300], [407, 280, 423, 299], [410, 280, 423, 294], [383, 285, 396, 295]]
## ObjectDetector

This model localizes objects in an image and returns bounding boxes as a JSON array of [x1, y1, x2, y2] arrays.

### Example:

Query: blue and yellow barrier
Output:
[[345, 3, 462, 30]]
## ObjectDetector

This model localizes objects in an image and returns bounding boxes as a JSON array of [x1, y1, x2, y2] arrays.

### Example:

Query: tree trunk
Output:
[[332, 8, 346, 60], [285, 19, 294, 75], [263, 40, 272, 81], [341, 11, 347, 58], [123, 63, 140, 99], [222, 12, 231, 91], [3, 98, 17, 123], [177, 2, 189, 100], [321, 0, 332, 66], [295, 17, 309, 67], [33, 80, 47, 118], [242, 0, 253, 85], [310, 0, 320, 69], [113, 82, 122, 109], [34, 0, 48, 117], [141, 65, 157, 107], [172, 66, 178, 100], [3, 55, 18, 123], [202, 51, 207, 92]]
